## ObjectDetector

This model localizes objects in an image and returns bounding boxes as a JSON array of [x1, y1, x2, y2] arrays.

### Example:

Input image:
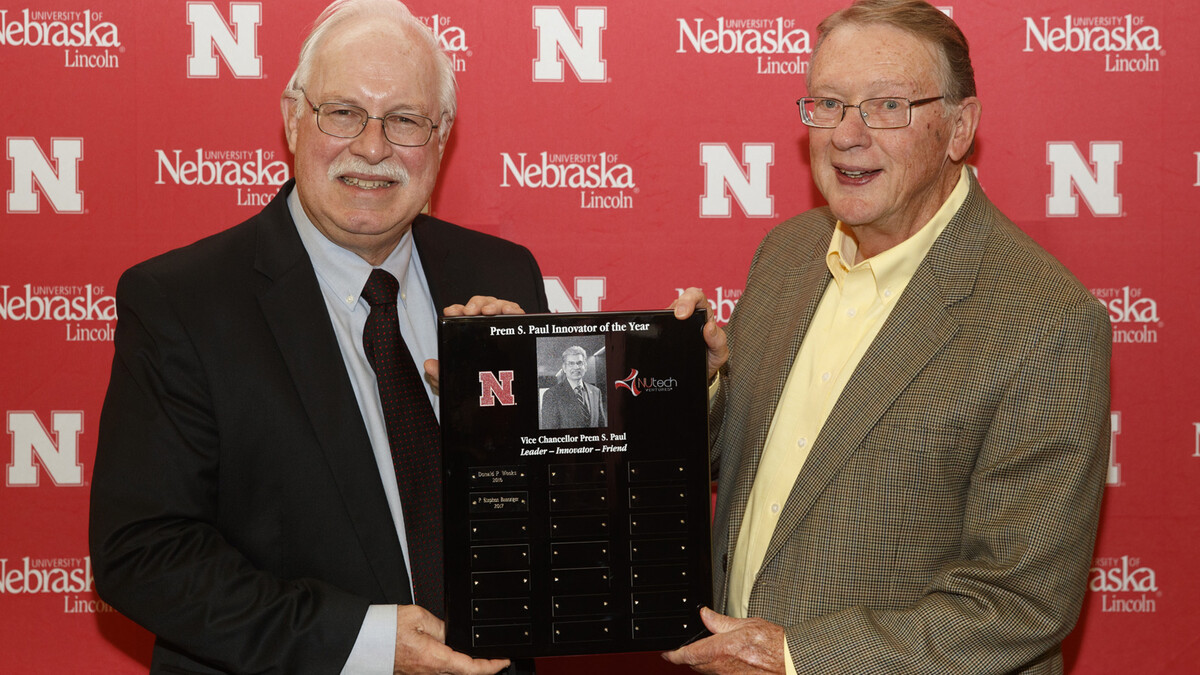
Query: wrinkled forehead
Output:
[[809, 23, 942, 93]]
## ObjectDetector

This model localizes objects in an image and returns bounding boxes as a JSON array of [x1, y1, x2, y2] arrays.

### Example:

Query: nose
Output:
[[830, 104, 871, 151], [348, 117, 395, 164]]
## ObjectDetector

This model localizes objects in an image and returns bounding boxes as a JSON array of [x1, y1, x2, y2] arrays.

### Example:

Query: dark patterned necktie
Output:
[[360, 268, 444, 618], [574, 384, 590, 417]]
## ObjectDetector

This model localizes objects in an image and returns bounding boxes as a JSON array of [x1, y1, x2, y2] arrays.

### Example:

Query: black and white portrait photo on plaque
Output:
[[537, 335, 607, 430]]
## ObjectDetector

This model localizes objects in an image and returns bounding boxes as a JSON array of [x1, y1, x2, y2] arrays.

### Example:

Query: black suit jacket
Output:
[[89, 181, 548, 674], [539, 380, 605, 429]]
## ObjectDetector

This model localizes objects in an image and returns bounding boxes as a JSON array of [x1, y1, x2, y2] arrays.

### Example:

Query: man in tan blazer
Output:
[[665, 1, 1111, 673]]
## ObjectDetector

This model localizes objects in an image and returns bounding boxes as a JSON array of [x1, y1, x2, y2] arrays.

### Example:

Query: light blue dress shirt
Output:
[[287, 188, 440, 673]]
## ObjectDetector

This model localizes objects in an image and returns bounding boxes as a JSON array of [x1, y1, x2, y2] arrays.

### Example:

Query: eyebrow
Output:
[[315, 94, 430, 116], [809, 78, 922, 98]]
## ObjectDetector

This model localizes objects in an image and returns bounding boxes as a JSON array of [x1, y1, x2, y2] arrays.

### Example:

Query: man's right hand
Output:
[[670, 288, 729, 382], [394, 605, 510, 675]]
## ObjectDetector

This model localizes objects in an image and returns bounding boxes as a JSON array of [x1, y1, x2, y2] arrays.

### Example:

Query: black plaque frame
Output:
[[438, 310, 712, 658]]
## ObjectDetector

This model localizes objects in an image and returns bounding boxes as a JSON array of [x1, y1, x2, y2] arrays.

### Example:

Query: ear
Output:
[[435, 114, 452, 161], [281, 94, 301, 155], [947, 96, 981, 163]]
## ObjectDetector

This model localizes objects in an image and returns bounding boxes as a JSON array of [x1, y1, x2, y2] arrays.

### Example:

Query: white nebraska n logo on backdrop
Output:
[[6, 137, 84, 214], [699, 143, 774, 218], [187, 2, 263, 78], [6, 411, 84, 487], [532, 6, 606, 82], [1046, 141, 1122, 217], [544, 277, 606, 313]]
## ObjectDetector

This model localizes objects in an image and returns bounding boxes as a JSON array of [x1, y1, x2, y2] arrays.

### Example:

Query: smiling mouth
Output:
[[339, 176, 395, 189], [837, 167, 881, 179]]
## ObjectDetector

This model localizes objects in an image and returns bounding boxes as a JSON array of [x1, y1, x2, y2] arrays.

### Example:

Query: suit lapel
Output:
[[411, 215, 452, 310], [757, 175, 990, 573], [253, 184, 410, 604]]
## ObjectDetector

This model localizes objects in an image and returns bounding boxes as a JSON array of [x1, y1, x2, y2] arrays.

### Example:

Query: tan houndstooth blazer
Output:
[[709, 173, 1112, 674]]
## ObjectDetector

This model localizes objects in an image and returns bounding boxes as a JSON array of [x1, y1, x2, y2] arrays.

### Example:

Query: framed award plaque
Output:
[[438, 310, 712, 658]]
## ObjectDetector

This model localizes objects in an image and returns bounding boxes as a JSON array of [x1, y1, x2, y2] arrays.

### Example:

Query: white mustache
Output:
[[327, 156, 409, 185]]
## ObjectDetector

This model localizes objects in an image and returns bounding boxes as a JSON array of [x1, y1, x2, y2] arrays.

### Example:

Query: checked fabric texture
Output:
[[361, 268, 444, 619]]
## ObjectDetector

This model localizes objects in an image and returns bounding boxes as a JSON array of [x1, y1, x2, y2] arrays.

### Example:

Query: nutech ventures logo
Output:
[[614, 369, 678, 397], [1091, 285, 1160, 345], [500, 151, 636, 211], [0, 556, 116, 614], [676, 16, 810, 75], [155, 148, 288, 206], [0, 9, 124, 69], [1023, 14, 1163, 72], [416, 13, 469, 72], [1091, 555, 1159, 613], [0, 283, 115, 342]]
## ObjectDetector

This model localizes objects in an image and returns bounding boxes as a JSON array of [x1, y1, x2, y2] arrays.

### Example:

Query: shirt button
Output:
[[846, 307, 857, 318], [770, 503, 780, 514], [821, 372, 831, 383], [797, 437, 807, 449], [883, 288, 892, 298]]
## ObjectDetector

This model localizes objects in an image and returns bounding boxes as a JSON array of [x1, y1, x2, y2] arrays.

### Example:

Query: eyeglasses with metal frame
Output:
[[797, 96, 945, 129], [303, 92, 439, 147]]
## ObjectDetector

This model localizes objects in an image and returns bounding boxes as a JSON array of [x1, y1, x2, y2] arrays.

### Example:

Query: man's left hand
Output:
[[424, 296, 527, 393], [662, 607, 786, 675]]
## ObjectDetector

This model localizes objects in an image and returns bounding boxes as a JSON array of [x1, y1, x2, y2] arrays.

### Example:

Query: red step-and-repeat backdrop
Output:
[[2, 1, 1197, 672]]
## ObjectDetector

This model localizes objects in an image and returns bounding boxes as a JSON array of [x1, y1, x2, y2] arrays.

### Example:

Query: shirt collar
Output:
[[825, 165, 971, 302], [288, 187, 416, 312]]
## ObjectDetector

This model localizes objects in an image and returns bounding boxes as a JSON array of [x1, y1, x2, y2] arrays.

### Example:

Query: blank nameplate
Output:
[[548, 462, 607, 485], [631, 564, 689, 588], [550, 514, 610, 537], [553, 619, 615, 643], [629, 511, 687, 535], [549, 488, 608, 512], [628, 485, 687, 509], [473, 623, 533, 648], [472, 598, 532, 621], [628, 460, 687, 483], [472, 571, 531, 597], [629, 538, 689, 562], [470, 544, 530, 572], [551, 593, 614, 617], [551, 540, 610, 568], [551, 567, 610, 593], [631, 590, 693, 614], [632, 616, 695, 640], [470, 518, 530, 541]]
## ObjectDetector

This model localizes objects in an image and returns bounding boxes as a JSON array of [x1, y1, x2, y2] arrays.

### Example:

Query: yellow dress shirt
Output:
[[725, 168, 970, 673]]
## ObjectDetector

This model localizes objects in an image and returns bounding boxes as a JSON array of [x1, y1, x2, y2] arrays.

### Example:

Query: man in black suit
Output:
[[539, 346, 606, 429], [89, 1, 545, 673]]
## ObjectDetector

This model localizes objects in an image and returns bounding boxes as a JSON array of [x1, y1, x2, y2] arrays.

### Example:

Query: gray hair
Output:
[[562, 346, 588, 362], [809, 0, 976, 106], [283, 0, 457, 140]]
